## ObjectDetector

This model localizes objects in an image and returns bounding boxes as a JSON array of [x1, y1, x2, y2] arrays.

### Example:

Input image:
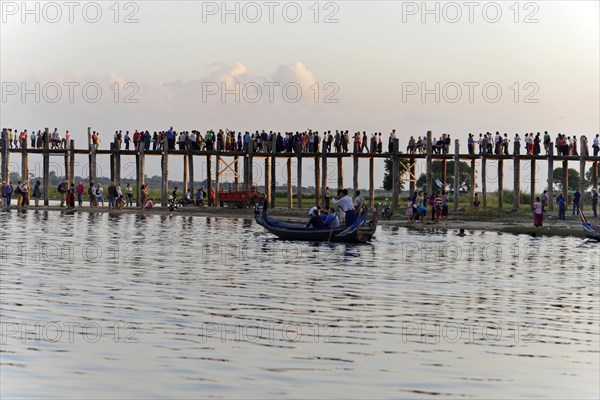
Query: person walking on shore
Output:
[[533, 196, 544, 227], [324, 187, 331, 210], [591, 188, 598, 218], [557, 194, 566, 220], [107, 181, 116, 210], [572, 189, 581, 215], [95, 183, 104, 207], [76, 182, 84, 206], [33, 180, 42, 207], [126, 183, 133, 207]]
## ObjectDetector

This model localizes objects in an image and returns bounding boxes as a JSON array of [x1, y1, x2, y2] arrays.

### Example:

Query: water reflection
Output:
[[0, 212, 598, 399]]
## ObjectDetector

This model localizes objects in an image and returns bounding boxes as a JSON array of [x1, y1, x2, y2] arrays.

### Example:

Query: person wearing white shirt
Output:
[[332, 189, 355, 227], [308, 205, 321, 216]]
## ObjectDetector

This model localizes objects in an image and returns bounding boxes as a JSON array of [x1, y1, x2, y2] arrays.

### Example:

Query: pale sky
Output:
[[1, 0, 599, 190]]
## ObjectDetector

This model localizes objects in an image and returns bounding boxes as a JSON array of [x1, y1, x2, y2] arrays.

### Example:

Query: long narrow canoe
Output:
[[255, 206, 377, 243]]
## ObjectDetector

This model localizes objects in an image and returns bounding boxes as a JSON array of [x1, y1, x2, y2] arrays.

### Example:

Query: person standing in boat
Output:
[[353, 190, 365, 214], [333, 189, 355, 227]]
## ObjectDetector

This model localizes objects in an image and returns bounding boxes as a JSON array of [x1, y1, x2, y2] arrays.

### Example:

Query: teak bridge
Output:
[[1, 128, 599, 212]]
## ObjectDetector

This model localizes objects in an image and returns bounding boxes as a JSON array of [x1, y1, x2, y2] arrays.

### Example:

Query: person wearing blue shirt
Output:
[[572, 189, 581, 215], [324, 207, 340, 228]]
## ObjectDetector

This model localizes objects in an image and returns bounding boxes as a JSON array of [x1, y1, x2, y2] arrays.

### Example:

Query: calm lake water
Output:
[[1, 210, 599, 399]]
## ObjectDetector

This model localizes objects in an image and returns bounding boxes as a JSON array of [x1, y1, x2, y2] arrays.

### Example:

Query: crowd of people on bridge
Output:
[[3, 127, 599, 158]]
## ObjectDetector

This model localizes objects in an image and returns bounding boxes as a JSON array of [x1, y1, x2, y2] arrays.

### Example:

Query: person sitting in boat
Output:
[[308, 205, 321, 216], [333, 189, 355, 227], [325, 207, 340, 228], [306, 209, 325, 228]]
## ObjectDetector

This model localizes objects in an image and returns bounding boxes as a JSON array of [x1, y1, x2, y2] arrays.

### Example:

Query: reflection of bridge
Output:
[[2, 129, 599, 211]]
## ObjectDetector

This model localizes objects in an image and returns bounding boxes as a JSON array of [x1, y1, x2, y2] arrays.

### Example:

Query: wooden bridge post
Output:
[[453, 139, 459, 211], [441, 159, 447, 189], [321, 145, 328, 205], [247, 142, 254, 188], [183, 152, 189, 193], [234, 155, 239, 191], [315, 152, 321, 208], [110, 142, 115, 183], [188, 147, 194, 195], [115, 142, 121, 184], [215, 145, 220, 205], [206, 153, 213, 202], [562, 159, 568, 202], [43, 128, 49, 206], [409, 158, 416, 195], [498, 157, 504, 210], [270, 137, 276, 209], [88, 127, 97, 186], [470, 159, 476, 209], [287, 157, 292, 209], [392, 138, 399, 210], [353, 151, 359, 196], [337, 156, 344, 190], [21, 138, 29, 188], [64, 140, 70, 185], [593, 160, 599, 192], [0, 130, 8, 184], [426, 131, 433, 195], [69, 140, 75, 188], [161, 134, 169, 207], [580, 136, 587, 209], [297, 154, 302, 208], [136, 143, 145, 206], [369, 156, 375, 208], [530, 159, 536, 208], [513, 151, 520, 210], [264, 155, 270, 206], [547, 143, 554, 212], [481, 155, 487, 210]]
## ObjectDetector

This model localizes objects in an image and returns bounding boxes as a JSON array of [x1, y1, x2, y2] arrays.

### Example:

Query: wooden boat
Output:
[[579, 210, 600, 241], [255, 205, 378, 243]]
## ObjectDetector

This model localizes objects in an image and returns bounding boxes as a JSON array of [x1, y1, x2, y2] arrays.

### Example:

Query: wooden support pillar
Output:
[[88, 127, 96, 186], [136, 145, 145, 206], [115, 142, 121, 184], [161, 135, 168, 207], [264, 156, 270, 206], [297, 155, 302, 208], [481, 155, 487, 210], [441, 159, 447, 189], [547, 143, 554, 212], [234, 156, 239, 191], [593, 161, 599, 192], [409, 158, 416, 195], [580, 136, 587, 209], [513, 153, 521, 210], [183, 153, 189, 193], [530, 159, 536, 208], [369, 157, 375, 208], [188, 149, 194, 194], [215, 148, 221, 205], [21, 138, 29, 187], [110, 142, 115, 183], [353, 153, 359, 196], [43, 128, 49, 206], [315, 154, 321, 207], [64, 141, 70, 185], [247, 144, 254, 188], [321, 146, 328, 203], [562, 159, 569, 201], [206, 154, 213, 201], [470, 159, 476, 209], [392, 138, 399, 210], [287, 157, 292, 209], [498, 157, 504, 210], [337, 156, 344, 190], [426, 130, 433, 196], [0, 130, 8, 185], [270, 138, 276, 209], [453, 140, 459, 211], [69, 140, 75, 187]]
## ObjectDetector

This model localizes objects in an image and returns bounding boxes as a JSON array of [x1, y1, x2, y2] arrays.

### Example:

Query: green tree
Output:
[[585, 166, 599, 189], [382, 157, 407, 191], [553, 168, 581, 191], [416, 161, 472, 192]]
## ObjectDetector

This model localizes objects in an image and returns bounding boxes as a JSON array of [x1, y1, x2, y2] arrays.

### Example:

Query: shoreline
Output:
[[3, 204, 592, 239]]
